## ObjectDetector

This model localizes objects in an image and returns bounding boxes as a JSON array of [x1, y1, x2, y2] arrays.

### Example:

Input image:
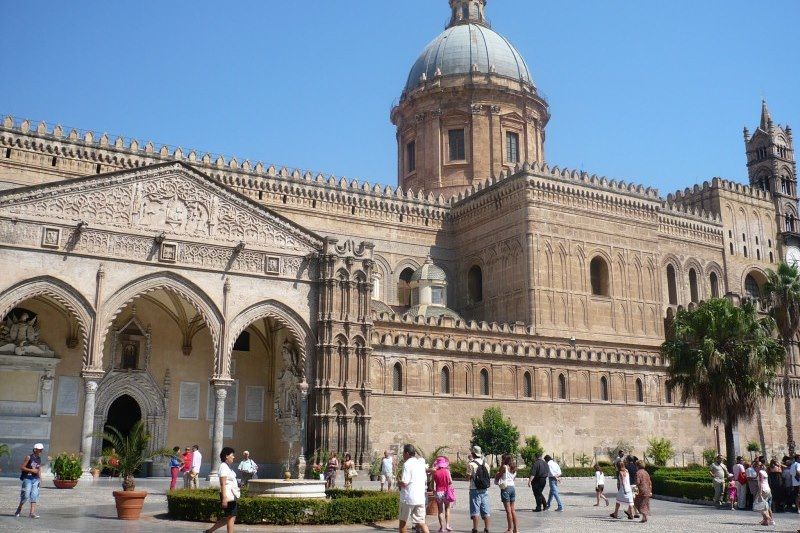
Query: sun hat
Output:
[[33, 443, 44, 450], [434, 456, 450, 469], [471, 445, 483, 458]]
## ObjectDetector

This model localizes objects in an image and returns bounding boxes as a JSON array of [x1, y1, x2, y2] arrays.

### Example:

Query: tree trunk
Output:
[[756, 402, 767, 454], [724, 423, 736, 471], [784, 340, 795, 456]]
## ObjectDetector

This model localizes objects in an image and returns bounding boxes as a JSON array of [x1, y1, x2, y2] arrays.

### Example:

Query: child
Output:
[[726, 475, 737, 510], [594, 464, 609, 506]]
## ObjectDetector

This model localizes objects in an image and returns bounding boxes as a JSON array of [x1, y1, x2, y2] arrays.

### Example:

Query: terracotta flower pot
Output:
[[53, 479, 78, 489], [90, 468, 100, 479], [113, 490, 148, 520], [426, 491, 438, 515]]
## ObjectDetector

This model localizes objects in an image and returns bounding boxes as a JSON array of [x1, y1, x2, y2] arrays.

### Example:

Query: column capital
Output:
[[211, 377, 234, 390], [81, 370, 104, 383]]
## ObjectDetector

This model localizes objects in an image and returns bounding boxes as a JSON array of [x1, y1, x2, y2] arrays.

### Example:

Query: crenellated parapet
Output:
[[666, 177, 772, 206]]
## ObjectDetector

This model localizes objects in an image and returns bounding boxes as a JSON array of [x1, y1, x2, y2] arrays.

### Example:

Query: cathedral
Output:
[[0, 0, 797, 478]]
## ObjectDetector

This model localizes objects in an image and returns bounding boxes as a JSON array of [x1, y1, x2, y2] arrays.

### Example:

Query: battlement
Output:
[[666, 177, 772, 205]]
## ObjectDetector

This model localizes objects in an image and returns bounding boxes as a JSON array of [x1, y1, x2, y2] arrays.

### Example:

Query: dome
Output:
[[405, 304, 463, 321], [411, 257, 447, 282], [404, 23, 534, 94]]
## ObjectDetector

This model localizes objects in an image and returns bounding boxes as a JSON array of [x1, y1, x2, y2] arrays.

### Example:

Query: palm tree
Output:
[[93, 421, 171, 491], [661, 298, 784, 467], [764, 262, 800, 456]]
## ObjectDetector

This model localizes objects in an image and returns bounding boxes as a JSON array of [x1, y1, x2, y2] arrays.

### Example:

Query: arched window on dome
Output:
[[600, 376, 609, 401], [392, 363, 403, 392], [440, 366, 450, 394], [666, 264, 678, 305], [590, 256, 609, 296], [468, 265, 483, 304], [397, 267, 415, 307], [480, 369, 490, 396]]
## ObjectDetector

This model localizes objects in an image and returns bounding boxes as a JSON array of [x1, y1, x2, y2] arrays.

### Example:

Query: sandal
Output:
[[610, 513, 620, 519], [625, 510, 633, 520]]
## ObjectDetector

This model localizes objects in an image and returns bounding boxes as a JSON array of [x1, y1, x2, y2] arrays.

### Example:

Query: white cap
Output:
[[33, 443, 44, 450]]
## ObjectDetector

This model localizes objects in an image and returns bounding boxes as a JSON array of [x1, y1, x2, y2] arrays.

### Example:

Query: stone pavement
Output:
[[0, 476, 797, 532]]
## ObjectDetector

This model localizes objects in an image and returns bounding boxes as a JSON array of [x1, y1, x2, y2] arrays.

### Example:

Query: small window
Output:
[[688, 268, 699, 303], [600, 376, 609, 401], [480, 369, 490, 396], [768, 239, 772, 248], [666, 264, 678, 305], [770, 251, 774, 263], [709, 272, 719, 298], [233, 331, 250, 351], [635, 378, 644, 402], [743, 246, 748, 258], [590, 256, 610, 296], [665, 386, 673, 404], [431, 286, 445, 305], [440, 366, 450, 394], [392, 363, 403, 392], [523, 371, 532, 398], [506, 131, 519, 163], [757, 249, 761, 260], [730, 243, 734, 254], [398, 267, 415, 306], [406, 140, 416, 173], [558, 373, 567, 400], [468, 265, 483, 304], [745, 274, 760, 299], [448, 129, 466, 161]]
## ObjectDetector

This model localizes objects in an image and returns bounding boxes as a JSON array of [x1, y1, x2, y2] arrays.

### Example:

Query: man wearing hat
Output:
[[468, 445, 491, 533], [14, 443, 44, 519]]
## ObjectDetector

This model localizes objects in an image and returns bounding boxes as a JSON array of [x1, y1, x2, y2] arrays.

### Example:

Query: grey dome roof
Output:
[[404, 23, 534, 93], [410, 258, 447, 282], [406, 305, 463, 321]]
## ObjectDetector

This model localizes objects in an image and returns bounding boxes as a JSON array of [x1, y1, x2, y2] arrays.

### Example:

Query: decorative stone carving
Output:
[[110, 314, 152, 371], [275, 340, 301, 441], [0, 310, 53, 357]]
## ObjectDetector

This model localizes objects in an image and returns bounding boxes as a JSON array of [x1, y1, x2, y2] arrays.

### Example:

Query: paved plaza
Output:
[[1, 476, 798, 532]]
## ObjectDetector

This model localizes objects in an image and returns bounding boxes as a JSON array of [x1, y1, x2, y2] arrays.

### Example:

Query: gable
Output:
[[0, 162, 323, 253]]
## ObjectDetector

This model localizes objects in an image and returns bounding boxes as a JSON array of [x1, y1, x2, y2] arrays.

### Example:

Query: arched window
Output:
[[590, 256, 610, 296], [557, 373, 567, 400], [770, 251, 774, 263], [729, 242, 734, 255], [397, 267, 415, 306], [635, 378, 644, 403], [468, 265, 483, 304], [665, 386, 673, 404], [523, 371, 532, 398], [600, 376, 609, 401], [392, 362, 403, 392], [666, 264, 678, 305], [745, 274, 760, 299], [440, 366, 450, 394], [688, 268, 699, 303], [756, 249, 761, 260], [709, 272, 719, 298], [480, 369, 490, 396]]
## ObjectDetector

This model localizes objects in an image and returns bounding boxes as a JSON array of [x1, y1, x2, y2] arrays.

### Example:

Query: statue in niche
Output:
[[121, 343, 138, 370], [0, 310, 53, 357], [274, 340, 300, 421]]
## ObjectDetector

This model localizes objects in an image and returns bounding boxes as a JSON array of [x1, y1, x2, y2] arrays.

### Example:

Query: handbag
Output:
[[444, 484, 456, 503], [753, 498, 767, 512]]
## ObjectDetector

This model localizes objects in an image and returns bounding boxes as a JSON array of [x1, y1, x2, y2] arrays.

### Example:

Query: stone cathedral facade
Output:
[[0, 0, 798, 476]]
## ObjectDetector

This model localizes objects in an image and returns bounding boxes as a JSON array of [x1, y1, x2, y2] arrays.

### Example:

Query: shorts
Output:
[[399, 502, 426, 524], [20, 477, 40, 504], [500, 485, 516, 503], [222, 499, 238, 517], [469, 488, 490, 518], [380, 473, 393, 484], [596, 484, 604, 492]]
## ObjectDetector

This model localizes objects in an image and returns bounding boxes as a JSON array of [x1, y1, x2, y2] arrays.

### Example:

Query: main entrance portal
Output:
[[104, 394, 142, 443]]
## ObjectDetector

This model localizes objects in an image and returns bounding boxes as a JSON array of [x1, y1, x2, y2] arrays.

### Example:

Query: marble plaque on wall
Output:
[[208, 423, 233, 440], [245, 386, 264, 422], [178, 382, 200, 420], [0, 371, 40, 402], [55, 376, 80, 415], [206, 381, 239, 422]]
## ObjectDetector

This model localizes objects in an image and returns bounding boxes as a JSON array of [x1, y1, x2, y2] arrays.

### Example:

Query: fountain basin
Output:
[[247, 479, 327, 499]]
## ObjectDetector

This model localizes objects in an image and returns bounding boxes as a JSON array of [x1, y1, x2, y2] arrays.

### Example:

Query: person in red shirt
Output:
[[181, 447, 193, 488]]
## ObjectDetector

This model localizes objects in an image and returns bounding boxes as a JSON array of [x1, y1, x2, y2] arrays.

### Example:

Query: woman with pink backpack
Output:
[[431, 456, 455, 532]]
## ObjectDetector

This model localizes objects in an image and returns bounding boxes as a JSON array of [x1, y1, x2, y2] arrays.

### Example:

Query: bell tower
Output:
[[449, 0, 488, 27]]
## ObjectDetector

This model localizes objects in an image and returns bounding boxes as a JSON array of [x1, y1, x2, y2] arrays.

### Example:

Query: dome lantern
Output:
[[448, 0, 488, 28]]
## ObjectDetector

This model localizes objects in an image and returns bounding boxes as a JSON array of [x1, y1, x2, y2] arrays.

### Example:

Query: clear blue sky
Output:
[[1, 0, 798, 195]]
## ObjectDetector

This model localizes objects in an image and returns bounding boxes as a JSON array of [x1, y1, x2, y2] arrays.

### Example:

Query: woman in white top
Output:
[[754, 459, 774, 526], [205, 446, 240, 533], [494, 453, 518, 533], [610, 462, 635, 520], [593, 464, 609, 506]]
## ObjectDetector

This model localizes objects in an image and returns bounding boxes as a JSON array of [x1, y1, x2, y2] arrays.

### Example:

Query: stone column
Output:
[[295, 380, 309, 479], [79, 375, 101, 475], [207, 379, 230, 486]]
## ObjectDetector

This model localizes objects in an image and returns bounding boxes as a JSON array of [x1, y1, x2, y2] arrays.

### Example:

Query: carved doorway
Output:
[[104, 394, 141, 446]]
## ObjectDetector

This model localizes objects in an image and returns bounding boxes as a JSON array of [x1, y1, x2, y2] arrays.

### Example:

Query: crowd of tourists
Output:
[[166, 444, 259, 491]]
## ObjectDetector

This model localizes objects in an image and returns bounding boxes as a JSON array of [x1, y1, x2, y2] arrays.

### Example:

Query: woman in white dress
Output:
[[753, 459, 774, 526], [609, 462, 635, 520], [205, 446, 240, 533]]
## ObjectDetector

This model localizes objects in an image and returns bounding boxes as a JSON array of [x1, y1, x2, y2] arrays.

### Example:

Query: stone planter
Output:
[[53, 479, 78, 489], [113, 490, 148, 520]]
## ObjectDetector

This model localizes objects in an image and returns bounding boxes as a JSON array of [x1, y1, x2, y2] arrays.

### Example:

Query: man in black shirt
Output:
[[527, 453, 549, 512]]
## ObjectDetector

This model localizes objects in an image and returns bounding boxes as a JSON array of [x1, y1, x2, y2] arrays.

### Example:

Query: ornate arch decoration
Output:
[[0, 276, 95, 366], [393, 258, 421, 276], [226, 299, 314, 381], [741, 266, 769, 294], [96, 272, 222, 371]]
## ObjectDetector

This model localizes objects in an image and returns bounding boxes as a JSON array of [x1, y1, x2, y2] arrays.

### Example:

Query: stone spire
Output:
[[760, 99, 772, 130], [448, 0, 487, 28]]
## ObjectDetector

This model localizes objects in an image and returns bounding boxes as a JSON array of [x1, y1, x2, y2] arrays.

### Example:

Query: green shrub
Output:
[[450, 459, 468, 480], [701, 448, 717, 466], [50, 452, 83, 481], [167, 488, 398, 525], [651, 478, 713, 501], [519, 435, 544, 468], [645, 438, 676, 467]]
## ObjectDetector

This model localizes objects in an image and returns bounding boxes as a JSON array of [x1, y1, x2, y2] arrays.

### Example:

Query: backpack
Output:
[[472, 460, 490, 490]]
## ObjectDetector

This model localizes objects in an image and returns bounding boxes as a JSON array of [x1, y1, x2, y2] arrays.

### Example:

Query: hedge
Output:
[[651, 478, 714, 501], [166, 488, 399, 525]]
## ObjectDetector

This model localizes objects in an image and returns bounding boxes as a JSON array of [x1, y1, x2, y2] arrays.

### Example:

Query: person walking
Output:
[[754, 459, 775, 526], [745, 460, 758, 510], [781, 456, 794, 512], [791, 454, 800, 512], [709, 455, 729, 506], [190, 444, 202, 489], [432, 455, 454, 533], [181, 446, 193, 488], [204, 446, 240, 533], [634, 459, 652, 523], [343, 453, 356, 490], [544, 454, 563, 511], [14, 443, 44, 519], [380, 450, 395, 492], [528, 452, 549, 512], [768, 458, 783, 512], [593, 464, 609, 506], [325, 452, 339, 489], [610, 462, 635, 520], [494, 453, 518, 533], [168, 446, 183, 490], [398, 444, 430, 533], [468, 446, 491, 533], [237, 450, 258, 487], [732, 456, 746, 510]]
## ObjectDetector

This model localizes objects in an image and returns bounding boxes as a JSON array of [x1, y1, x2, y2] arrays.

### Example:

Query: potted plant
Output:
[[90, 457, 103, 479], [312, 463, 323, 481], [51, 452, 82, 488], [0, 442, 11, 474], [368, 453, 381, 482], [94, 421, 171, 520]]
